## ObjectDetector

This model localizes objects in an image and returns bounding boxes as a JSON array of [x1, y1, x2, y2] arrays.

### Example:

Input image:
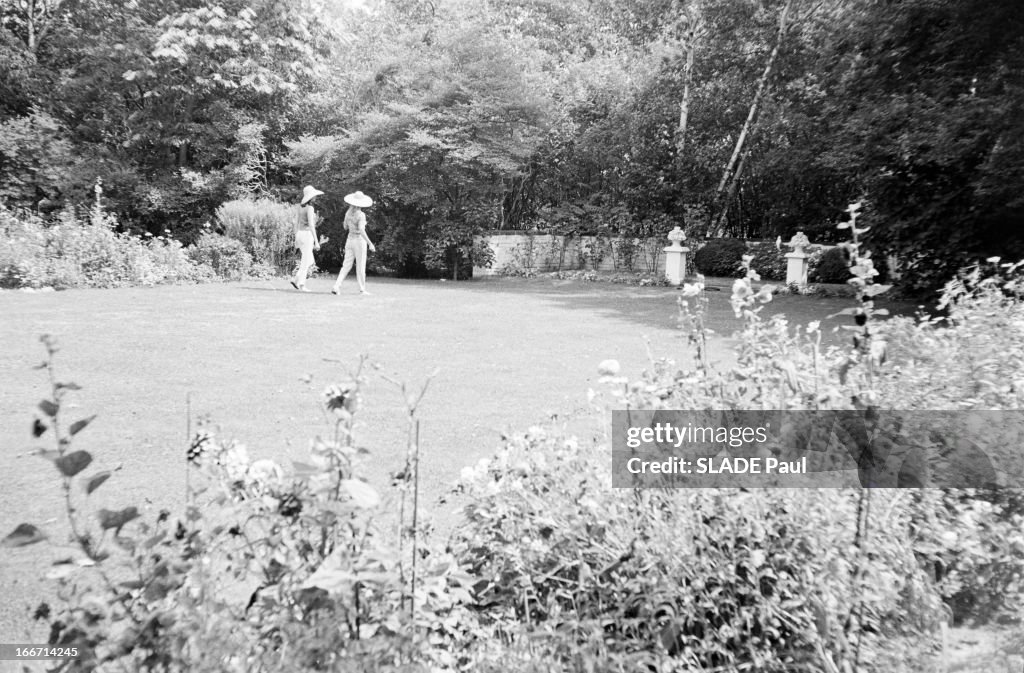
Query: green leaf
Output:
[[98, 507, 140, 531], [56, 451, 93, 477], [38, 400, 58, 417], [84, 471, 111, 495], [70, 415, 97, 436], [2, 523, 47, 548], [341, 479, 380, 508]]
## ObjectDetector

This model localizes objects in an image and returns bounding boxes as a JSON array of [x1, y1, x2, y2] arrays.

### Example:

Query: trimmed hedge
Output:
[[811, 246, 851, 283], [693, 238, 747, 277]]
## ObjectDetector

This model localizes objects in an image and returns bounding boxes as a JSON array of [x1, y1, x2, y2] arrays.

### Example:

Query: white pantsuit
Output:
[[335, 236, 367, 292], [293, 230, 315, 287]]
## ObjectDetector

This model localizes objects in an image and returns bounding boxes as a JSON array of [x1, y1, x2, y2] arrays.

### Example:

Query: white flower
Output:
[[807, 320, 821, 333], [597, 359, 621, 376], [753, 285, 775, 303], [526, 425, 546, 441], [247, 459, 283, 488], [218, 442, 250, 482], [731, 278, 752, 300], [681, 282, 702, 297]]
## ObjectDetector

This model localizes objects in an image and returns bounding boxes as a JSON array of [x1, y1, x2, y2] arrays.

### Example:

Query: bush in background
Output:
[[747, 240, 788, 280], [0, 205, 278, 289], [811, 245, 852, 283], [216, 198, 296, 272], [187, 232, 259, 281], [693, 238, 747, 276], [0, 205, 203, 289]]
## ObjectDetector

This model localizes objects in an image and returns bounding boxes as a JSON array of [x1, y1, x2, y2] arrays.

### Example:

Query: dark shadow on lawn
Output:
[[459, 277, 919, 345]]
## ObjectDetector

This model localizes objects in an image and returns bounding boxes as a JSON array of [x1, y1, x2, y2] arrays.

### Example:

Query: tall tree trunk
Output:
[[23, 0, 63, 57], [676, 14, 701, 154], [26, 0, 38, 54], [707, 0, 795, 237]]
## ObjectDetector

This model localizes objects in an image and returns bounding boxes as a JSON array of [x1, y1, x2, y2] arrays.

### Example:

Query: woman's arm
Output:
[[358, 213, 375, 251]]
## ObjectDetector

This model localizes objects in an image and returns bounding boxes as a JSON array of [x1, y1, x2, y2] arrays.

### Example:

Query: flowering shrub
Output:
[[549, 270, 670, 286], [455, 433, 945, 672], [188, 232, 261, 281], [455, 206, 1024, 671], [7, 342, 479, 672], [216, 198, 299, 272], [0, 205, 202, 289]]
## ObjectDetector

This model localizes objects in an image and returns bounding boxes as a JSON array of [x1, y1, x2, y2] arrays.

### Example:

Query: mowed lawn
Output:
[[0, 274, 895, 641]]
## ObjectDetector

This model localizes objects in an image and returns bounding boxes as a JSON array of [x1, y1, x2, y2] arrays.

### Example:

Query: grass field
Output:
[[0, 274, 911, 644]]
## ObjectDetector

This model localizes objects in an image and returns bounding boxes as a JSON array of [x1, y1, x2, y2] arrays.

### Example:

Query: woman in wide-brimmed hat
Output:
[[291, 185, 324, 291], [332, 190, 376, 295]]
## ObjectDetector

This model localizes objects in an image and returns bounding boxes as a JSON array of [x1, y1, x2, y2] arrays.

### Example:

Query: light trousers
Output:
[[293, 230, 315, 286], [334, 236, 367, 292]]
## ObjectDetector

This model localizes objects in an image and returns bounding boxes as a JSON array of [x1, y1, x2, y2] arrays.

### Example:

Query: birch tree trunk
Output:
[[706, 0, 795, 237], [21, 0, 64, 57], [676, 15, 701, 154]]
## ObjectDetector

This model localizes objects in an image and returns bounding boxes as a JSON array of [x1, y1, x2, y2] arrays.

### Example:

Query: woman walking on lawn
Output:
[[291, 185, 323, 292], [332, 191, 376, 295]]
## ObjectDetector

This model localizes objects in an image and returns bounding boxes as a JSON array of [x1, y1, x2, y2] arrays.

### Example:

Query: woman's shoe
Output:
[[290, 280, 299, 290], [331, 287, 339, 295]]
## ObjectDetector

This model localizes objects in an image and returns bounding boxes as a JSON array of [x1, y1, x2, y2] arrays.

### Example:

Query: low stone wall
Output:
[[473, 233, 668, 277]]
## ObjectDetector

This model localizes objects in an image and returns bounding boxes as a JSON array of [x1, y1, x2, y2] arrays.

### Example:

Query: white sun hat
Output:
[[343, 191, 373, 208], [300, 185, 324, 205]]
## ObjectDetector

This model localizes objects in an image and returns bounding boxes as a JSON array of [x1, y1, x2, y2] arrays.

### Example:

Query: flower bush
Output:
[[8, 343, 479, 672], [188, 232, 261, 281], [215, 198, 297, 272], [0, 205, 203, 289], [453, 207, 1024, 671], [0, 205, 281, 289]]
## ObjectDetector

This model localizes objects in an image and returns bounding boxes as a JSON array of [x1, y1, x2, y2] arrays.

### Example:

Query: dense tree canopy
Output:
[[1, 0, 1021, 287]]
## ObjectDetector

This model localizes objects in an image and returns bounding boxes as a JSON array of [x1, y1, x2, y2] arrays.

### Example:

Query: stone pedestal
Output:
[[664, 245, 690, 285], [663, 226, 689, 286], [785, 251, 808, 286], [784, 231, 811, 287]]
